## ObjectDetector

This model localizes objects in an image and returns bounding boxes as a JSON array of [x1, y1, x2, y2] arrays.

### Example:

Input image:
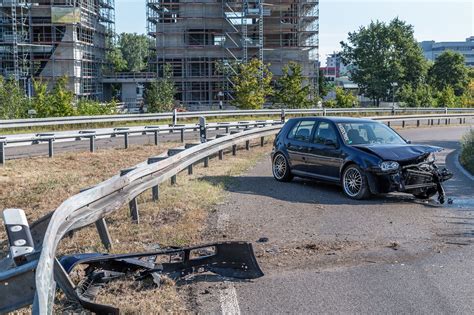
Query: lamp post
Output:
[[218, 91, 224, 110]]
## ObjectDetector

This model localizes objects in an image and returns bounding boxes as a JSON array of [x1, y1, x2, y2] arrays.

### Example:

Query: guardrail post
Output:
[[48, 138, 54, 158], [88, 135, 96, 153], [171, 175, 177, 185], [260, 136, 264, 147], [172, 108, 178, 126], [232, 144, 237, 156], [95, 218, 112, 250], [438, 119, 440, 125], [219, 150, 224, 160], [402, 121, 405, 128], [204, 156, 209, 167], [281, 109, 286, 123], [246, 140, 250, 150], [444, 107, 448, 115], [416, 120, 420, 127], [152, 186, 159, 201], [188, 164, 193, 175], [387, 121, 391, 127], [124, 132, 129, 149], [323, 108, 327, 116], [154, 130, 159, 145], [180, 128, 185, 143], [129, 198, 139, 223], [445, 118, 448, 125], [459, 118, 463, 124], [199, 116, 207, 143], [0, 139, 5, 166]]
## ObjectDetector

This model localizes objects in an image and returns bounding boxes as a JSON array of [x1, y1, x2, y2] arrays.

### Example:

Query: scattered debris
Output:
[[387, 242, 400, 250], [447, 198, 454, 205], [257, 237, 269, 243]]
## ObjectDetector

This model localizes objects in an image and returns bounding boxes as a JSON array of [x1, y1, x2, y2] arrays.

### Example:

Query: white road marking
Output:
[[220, 282, 241, 315]]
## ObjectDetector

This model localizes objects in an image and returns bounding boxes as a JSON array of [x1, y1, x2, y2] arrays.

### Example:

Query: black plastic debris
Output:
[[59, 241, 264, 314]]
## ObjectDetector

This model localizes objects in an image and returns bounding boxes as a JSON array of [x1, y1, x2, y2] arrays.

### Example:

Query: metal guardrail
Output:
[[0, 122, 281, 313], [0, 113, 473, 313], [1, 107, 474, 130]]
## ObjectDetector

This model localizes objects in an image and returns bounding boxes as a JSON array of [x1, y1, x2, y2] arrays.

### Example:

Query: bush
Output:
[[460, 129, 474, 174], [76, 99, 117, 116]]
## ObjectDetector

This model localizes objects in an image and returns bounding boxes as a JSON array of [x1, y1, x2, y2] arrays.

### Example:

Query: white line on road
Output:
[[220, 282, 241, 315]]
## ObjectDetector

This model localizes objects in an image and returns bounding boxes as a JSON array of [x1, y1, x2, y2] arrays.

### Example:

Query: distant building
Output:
[[420, 37, 474, 66], [320, 52, 349, 82]]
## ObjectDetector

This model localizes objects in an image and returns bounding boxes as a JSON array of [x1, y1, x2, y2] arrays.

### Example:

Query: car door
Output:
[[285, 120, 317, 172], [307, 121, 344, 180]]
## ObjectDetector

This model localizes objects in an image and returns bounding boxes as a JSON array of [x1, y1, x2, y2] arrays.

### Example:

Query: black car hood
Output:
[[352, 144, 442, 161]]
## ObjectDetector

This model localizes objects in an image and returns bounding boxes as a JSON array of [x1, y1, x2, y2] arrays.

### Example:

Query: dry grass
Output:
[[0, 138, 270, 312]]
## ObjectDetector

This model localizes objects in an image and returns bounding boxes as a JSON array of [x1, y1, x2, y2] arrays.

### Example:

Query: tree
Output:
[[436, 86, 457, 108], [144, 64, 176, 112], [107, 47, 128, 73], [117, 33, 150, 72], [231, 58, 273, 109], [397, 83, 435, 107], [50, 77, 75, 117], [274, 62, 314, 108], [340, 18, 428, 106], [334, 87, 358, 108], [428, 51, 469, 96], [318, 68, 332, 98], [31, 79, 53, 117], [0, 77, 29, 119]]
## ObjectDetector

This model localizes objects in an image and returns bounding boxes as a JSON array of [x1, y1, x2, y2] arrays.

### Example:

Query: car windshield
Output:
[[337, 122, 406, 145]]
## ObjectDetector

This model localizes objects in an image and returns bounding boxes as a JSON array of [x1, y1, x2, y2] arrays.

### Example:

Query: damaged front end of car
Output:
[[367, 150, 453, 203]]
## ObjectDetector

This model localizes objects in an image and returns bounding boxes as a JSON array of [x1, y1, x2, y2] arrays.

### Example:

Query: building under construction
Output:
[[0, 0, 115, 99], [147, 0, 319, 108]]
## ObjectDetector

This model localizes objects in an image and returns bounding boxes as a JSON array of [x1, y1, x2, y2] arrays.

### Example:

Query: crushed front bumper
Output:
[[367, 162, 453, 203]]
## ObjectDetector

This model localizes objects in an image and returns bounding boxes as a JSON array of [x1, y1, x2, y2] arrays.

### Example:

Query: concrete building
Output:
[[320, 52, 348, 82], [0, 0, 115, 99], [146, 0, 319, 109], [420, 37, 474, 67]]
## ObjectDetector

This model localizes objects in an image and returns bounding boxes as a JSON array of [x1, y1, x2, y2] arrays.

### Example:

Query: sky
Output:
[[115, 0, 473, 65]]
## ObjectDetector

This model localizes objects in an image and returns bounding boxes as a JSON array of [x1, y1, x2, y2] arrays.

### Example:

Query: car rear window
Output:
[[288, 120, 317, 142]]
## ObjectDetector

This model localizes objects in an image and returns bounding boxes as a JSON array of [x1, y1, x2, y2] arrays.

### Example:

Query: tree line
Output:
[[0, 77, 117, 119]]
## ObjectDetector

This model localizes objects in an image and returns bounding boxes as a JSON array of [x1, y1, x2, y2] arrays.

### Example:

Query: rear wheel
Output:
[[342, 164, 371, 200], [272, 153, 293, 182]]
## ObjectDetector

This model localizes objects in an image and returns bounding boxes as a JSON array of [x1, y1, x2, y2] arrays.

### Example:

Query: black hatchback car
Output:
[[271, 117, 453, 202]]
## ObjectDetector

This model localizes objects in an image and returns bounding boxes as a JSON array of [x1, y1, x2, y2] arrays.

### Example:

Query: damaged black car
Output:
[[271, 117, 453, 203]]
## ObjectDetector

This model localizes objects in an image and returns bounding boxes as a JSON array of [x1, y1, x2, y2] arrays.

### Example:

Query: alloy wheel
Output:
[[343, 167, 363, 197]]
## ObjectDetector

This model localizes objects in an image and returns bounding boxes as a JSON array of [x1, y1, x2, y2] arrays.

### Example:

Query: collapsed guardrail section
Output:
[[0, 123, 281, 314]]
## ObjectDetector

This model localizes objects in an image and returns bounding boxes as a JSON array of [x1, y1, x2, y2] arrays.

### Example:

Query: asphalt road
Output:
[[189, 126, 474, 314]]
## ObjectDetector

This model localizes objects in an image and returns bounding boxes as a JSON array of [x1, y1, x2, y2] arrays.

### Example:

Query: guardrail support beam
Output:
[[246, 140, 250, 150], [219, 150, 224, 160], [232, 144, 237, 156], [48, 138, 54, 158], [180, 129, 185, 143], [154, 130, 159, 145], [204, 156, 209, 167], [95, 218, 112, 250], [402, 121, 405, 128], [129, 198, 139, 223], [188, 164, 193, 175], [0, 141, 5, 166], [89, 136, 96, 153], [152, 185, 159, 202], [260, 136, 264, 147], [171, 175, 177, 185], [124, 132, 129, 149]]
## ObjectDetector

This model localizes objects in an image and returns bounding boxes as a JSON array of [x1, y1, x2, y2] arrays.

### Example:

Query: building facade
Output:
[[320, 52, 348, 82], [147, 0, 319, 109], [0, 0, 115, 99], [420, 37, 474, 67]]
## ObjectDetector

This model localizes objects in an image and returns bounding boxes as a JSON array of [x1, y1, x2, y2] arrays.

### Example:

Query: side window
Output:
[[313, 122, 337, 145], [287, 120, 316, 142]]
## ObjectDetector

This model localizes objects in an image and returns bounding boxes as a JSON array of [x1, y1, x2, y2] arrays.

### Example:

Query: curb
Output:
[[454, 152, 474, 181]]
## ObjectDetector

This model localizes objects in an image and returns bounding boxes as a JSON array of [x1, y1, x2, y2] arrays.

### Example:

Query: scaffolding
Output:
[[147, 0, 319, 108], [0, 0, 115, 99]]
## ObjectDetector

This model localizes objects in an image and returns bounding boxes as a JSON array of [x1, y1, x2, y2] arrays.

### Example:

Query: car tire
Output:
[[342, 164, 371, 200], [413, 188, 437, 200], [272, 153, 293, 182]]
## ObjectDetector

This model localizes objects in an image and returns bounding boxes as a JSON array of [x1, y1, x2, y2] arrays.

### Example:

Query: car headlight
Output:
[[426, 153, 436, 163], [380, 161, 400, 172]]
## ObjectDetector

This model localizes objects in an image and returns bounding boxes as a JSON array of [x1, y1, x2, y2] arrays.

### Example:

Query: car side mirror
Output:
[[324, 139, 337, 147]]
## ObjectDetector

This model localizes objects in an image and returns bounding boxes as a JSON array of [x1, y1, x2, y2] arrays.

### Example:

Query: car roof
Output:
[[289, 116, 376, 124]]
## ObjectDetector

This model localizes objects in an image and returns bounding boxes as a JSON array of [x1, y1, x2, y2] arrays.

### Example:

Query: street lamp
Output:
[[217, 91, 224, 110]]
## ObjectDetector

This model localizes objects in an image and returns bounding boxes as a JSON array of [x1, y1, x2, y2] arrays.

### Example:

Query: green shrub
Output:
[[460, 129, 474, 174]]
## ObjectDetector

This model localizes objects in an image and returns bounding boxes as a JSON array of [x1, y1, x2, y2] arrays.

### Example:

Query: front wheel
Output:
[[342, 165, 371, 200], [272, 153, 293, 182]]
